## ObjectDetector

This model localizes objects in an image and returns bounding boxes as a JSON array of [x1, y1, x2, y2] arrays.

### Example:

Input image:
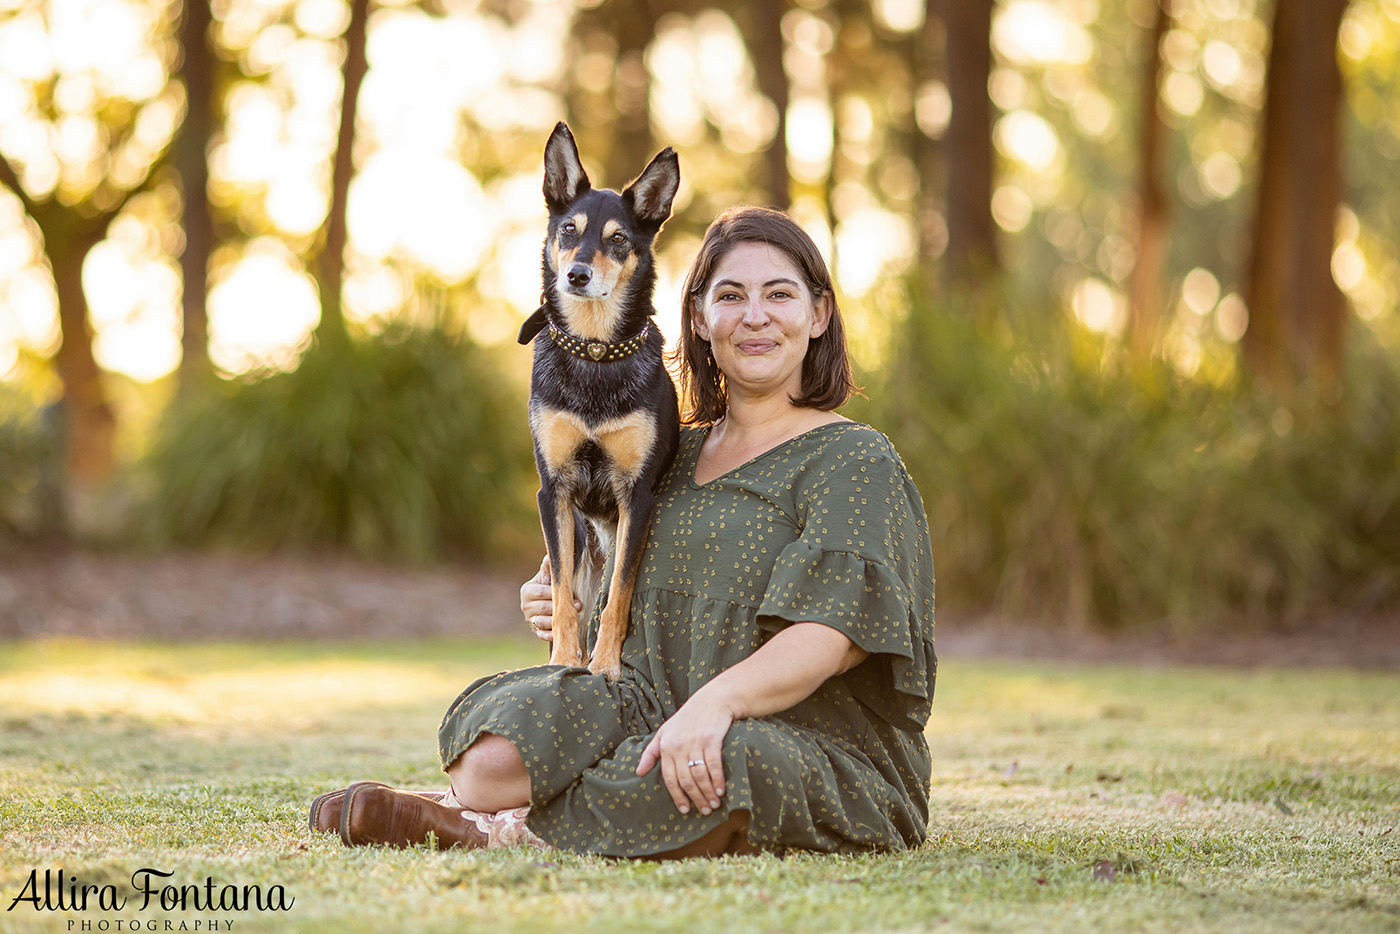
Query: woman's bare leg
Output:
[[445, 733, 532, 812]]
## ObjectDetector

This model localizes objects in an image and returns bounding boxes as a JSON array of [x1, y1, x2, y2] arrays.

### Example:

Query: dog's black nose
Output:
[[567, 265, 592, 288]]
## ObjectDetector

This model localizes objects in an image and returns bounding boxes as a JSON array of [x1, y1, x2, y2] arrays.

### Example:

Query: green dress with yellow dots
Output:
[[438, 420, 936, 855]]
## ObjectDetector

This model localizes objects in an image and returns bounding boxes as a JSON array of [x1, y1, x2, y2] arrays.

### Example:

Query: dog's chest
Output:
[[529, 401, 657, 489], [533, 346, 654, 413]]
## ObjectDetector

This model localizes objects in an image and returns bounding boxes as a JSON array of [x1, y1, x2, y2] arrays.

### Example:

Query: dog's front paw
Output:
[[549, 644, 586, 668], [587, 657, 622, 681]]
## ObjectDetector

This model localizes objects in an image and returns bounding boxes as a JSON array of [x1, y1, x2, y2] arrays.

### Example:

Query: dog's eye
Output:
[[562, 222, 576, 234], [610, 233, 627, 245]]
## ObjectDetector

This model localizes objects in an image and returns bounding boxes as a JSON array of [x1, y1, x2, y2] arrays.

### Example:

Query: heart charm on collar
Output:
[[546, 321, 650, 362]]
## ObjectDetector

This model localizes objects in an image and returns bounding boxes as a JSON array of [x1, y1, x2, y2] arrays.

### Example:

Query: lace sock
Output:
[[441, 788, 547, 850]]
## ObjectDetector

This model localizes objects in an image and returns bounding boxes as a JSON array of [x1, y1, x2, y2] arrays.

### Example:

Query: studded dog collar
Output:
[[547, 321, 652, 362]]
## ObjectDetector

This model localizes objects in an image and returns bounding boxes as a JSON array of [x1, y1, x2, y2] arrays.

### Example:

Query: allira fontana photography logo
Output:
[[6, 867, 294, 929]]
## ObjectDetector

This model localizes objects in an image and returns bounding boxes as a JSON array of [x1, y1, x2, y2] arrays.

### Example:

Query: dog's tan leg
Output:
[[590, 493, 651, 681], [547, 497, 583, 667]]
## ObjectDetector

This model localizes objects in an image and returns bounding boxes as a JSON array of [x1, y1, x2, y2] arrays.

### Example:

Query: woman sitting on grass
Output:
[[310, 206, 937, 857]]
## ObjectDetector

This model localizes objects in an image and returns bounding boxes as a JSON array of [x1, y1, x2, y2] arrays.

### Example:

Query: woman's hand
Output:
[[636, 686, 737, 816], [519, 555, 583, 644], [634, 623, 867, 815]]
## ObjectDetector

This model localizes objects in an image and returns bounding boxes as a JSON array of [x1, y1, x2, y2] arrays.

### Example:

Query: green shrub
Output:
[[0, 385, 56, 545], [143, 323, 537, 562], [866, 295, 1400, 630]]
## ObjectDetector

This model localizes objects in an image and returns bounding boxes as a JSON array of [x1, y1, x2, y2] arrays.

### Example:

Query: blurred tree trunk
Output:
[[176, 0, 216, 389], [824, 2, 848, 265], [603, 0, 657, 184], [1127, 0, 1172, 358], [1243, 0, 1350, 395], [910, 0, 943, 270], [939, 0, 997, 286], [315, 0, 371, 349], [0, 157, 165, 488], [49, 234, 115, 484], [740, 0, 790, 210], [824, 85, 838, 263]]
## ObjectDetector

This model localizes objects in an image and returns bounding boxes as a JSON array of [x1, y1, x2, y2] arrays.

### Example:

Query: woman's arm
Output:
[[636, 622, 869, 816], [699, 622, 868, 718]]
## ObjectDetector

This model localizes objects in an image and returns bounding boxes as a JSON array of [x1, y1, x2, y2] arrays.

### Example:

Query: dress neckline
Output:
[[689, 420, 851, 488]]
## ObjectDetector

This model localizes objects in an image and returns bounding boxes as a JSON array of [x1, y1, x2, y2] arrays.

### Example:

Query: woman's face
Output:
[[693, 242, 831, 404]]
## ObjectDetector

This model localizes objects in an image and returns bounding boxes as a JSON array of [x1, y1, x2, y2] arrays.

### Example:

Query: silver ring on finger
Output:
[[686, 759, 705, 768]]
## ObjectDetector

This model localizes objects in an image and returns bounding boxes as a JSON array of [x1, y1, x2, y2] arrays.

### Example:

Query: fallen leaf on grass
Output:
[[1274, 796, 1294, 816], [1100, 704, 1145, 721], [1091, 860, 1117, 882], [1096, 771, 1123, 783], [1162, 792, 1189, 808], [1001, 761, 1019, 780]]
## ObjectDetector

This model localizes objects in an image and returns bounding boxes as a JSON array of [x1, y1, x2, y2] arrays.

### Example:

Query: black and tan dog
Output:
[[517, 122, 680, 680]]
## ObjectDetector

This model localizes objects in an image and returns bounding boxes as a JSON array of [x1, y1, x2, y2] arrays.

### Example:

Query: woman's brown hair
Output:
[[669, 205, 855, 425]]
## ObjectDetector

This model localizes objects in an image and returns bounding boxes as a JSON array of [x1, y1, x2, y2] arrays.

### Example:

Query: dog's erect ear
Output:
[[518, 305, 548, 345], [622, 147, 680, 228], [543, 123, 590, 212]]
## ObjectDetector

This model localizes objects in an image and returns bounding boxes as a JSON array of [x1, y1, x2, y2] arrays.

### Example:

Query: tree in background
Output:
[[0, 0, 180, 486], [938, 0, 997, 288], [313, 0, 370, 349], [175, 0, 216, 390], [568, 0, 661, 188], [1127, 0, 1173, 359], [909, 0, 943, 270], [736, 0, 790, 210], [1244, 0, 1352, 395], [604, 0, 658, 185]]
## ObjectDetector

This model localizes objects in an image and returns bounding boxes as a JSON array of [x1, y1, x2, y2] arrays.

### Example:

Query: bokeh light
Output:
[[0, 0, 1397, 390]]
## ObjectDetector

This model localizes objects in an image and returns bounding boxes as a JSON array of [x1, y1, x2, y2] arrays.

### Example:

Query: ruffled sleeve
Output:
[[755, 428, 937, 732]]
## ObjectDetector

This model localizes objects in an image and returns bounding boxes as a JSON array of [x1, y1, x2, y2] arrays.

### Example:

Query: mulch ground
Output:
[[2, 550, 1397, 669]]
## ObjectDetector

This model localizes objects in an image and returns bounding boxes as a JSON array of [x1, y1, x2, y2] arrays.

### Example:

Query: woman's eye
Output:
[[770, 290, 792, 300], [718, 292, 740, 302], [611, 233, 627, 244]]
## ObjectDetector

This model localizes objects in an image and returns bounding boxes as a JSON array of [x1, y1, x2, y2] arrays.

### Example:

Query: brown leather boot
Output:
[[309, 784, 446, 834], [339, 782, 491, 849]]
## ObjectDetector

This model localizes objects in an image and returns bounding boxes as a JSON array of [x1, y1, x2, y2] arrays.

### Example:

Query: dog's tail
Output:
[[571, 510, 613, 623]]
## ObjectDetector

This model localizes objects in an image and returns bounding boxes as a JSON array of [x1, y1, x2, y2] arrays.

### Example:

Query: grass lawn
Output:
[[1, 637, 1397, 933]]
